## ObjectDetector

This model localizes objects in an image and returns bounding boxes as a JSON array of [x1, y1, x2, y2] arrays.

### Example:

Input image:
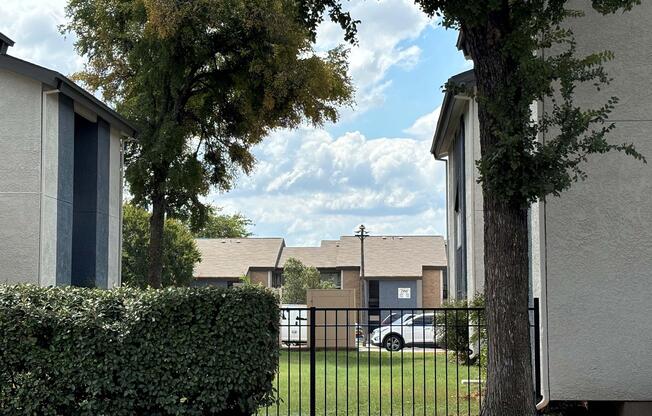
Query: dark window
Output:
[[368, 280, 380, 309], [272, 271, 284, 288], [320, 270, 341, 288], [442, 269, 448, 300]]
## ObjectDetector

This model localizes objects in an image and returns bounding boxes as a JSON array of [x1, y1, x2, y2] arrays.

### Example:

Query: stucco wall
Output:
[[341, 268, 362, 305], [543, 1, 652, 401], [422, 268, 442, 308], [40, 93, 75, 286], [0, 70, 42, 284]]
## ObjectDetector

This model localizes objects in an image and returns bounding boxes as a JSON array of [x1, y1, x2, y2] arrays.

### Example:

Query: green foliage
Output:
[[122, 204, 200, 288], [438, 294, 485, 365], [192, 206, 253, 239], [62, 0, 354, 226], [281, 258, 334, 304], [410, 0, 645, 207], [0, 284, 279, 415]]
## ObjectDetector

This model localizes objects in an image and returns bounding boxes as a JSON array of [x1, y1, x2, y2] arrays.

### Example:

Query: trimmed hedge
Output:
[[0, 285, 279, 416]]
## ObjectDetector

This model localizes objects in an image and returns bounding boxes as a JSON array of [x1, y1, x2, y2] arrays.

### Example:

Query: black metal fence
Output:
[[260, 302, 539, 416]]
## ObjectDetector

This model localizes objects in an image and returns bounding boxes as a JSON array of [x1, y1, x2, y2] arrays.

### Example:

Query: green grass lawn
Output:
[[259, 349, 483, 416]]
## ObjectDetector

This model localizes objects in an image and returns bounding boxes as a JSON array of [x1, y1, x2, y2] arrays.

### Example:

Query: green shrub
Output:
[[0, 285, 279, 416], [438, 294, 485, 366]]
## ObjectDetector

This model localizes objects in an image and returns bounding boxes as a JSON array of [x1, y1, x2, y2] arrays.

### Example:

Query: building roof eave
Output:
[[0, 54, 137, 137], [431, 69, 475, 159]]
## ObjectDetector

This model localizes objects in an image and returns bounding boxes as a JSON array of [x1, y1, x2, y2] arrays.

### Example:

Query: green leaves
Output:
[[121, 203, 201, 288], [280, 258, 334, 304], [0, 285, 280, 415], [62, 0, 355, 223]]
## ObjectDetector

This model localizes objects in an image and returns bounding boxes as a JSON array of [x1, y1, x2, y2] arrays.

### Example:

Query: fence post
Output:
[[309, 307, 316, 416]]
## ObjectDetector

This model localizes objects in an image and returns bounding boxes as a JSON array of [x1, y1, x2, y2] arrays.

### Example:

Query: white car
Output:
[[370, 313, 444, 351]]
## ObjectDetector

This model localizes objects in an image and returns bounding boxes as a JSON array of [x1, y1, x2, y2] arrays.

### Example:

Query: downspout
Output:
[[535, 173, 551, 412], [117, 135, 129, 287]]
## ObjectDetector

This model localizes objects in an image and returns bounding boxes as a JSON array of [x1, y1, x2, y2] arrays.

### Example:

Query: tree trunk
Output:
[[480, 197, 535, 416], [463, 16, 537, 416], [147, 191, 166, 288]]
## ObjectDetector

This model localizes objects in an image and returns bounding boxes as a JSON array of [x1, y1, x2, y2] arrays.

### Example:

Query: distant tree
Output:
[[122, 204, 200, 288], [62, 0, 354, 289], [281, 258, 333, 304], [193, 207, 253, 239]]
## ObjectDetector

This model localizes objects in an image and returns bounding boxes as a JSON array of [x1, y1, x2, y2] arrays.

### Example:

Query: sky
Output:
[[0, 0, 470, 246]]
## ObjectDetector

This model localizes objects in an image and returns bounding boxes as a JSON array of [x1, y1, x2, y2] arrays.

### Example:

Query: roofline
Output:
[[0, 54, 137, 136], [195, 237, 285, 240], [0, 33, 15, 47], [431, 69, 475, 158]]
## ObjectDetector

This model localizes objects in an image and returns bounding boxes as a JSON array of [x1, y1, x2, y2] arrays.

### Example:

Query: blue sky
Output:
[[0, 0, 469, 246]]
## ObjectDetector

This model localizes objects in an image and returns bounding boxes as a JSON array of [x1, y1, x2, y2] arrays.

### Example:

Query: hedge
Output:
[[0, 285, 279, 416]]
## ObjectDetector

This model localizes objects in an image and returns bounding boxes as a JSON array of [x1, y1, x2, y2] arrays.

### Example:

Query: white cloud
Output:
[[315, 0, 436, 117], [0, 0, 83, 76], [404, 106, 442, 138], [211, 108, 448, 246]]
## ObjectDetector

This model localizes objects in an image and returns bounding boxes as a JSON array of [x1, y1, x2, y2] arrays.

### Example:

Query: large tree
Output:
[[300, 0, 644, 414], [63, 0, 353, 288]]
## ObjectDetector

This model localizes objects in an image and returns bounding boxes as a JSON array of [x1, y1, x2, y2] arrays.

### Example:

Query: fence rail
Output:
[[260, 303, 539, 416]]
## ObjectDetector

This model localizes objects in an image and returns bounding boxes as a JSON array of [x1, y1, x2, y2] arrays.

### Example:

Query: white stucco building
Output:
[[432, 3, 652, 415], [0, 33, 135, 288]]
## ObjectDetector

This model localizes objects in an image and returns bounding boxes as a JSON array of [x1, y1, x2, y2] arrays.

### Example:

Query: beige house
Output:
[[193, 236, 447, 309]]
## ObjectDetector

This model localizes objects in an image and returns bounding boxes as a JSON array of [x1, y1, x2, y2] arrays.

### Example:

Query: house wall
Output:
[[541, 1, 652, 402], [40, 93, 75, 286], [71, 115, 111, 288], [445, 99, 484, 300], [421, 268, 442, 308], [341, 268, 362, 305], [377, 279, 418, 311], [0, 69, 124, 288], [0, 70, 43, 284]]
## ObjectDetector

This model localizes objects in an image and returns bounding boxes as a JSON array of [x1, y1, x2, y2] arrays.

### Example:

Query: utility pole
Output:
[[355, 224, 369, 339]]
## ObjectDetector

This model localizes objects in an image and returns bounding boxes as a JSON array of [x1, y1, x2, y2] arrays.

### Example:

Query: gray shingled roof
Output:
[[194, 238, 284, 278], [336, 236, 447, 277], [194, 235, 446, 278], [278, 241, 339, 268]]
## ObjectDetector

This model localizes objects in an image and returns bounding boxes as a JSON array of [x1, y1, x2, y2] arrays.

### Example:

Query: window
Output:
[[411, 315, 434, 326], [442, 269, 448, 300], [368, 280, 380, 309], [320, 270, 341, 288], [272, 271, 284, 288]]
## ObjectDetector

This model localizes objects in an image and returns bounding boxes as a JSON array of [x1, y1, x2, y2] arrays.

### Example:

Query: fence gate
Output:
[[260, 304, 539, 416]]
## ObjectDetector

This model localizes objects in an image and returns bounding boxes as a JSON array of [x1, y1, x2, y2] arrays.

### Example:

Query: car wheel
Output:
[[384, 334, 403, 352]]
